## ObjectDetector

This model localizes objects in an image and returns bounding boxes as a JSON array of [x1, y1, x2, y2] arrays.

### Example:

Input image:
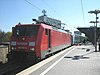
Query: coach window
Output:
[[45, 29, 48, 35]]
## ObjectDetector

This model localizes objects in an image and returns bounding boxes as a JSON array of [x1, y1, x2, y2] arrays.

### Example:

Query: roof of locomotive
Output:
[[15, 23, 70, 34], [15, 23, 52, 29]]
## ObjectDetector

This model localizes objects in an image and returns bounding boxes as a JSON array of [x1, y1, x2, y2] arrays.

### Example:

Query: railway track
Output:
[[0, 61, 35, 75], [0, 50, 63, 75]]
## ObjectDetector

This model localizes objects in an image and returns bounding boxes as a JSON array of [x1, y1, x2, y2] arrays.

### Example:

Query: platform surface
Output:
[[17, 45, 100, 75]]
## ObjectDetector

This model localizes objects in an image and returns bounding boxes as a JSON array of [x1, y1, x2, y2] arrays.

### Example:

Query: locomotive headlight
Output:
[[22, 38, 25, 40], [11, 47, 14, 50], [11, 47, 16, 50], [30, 48, 35, 51]]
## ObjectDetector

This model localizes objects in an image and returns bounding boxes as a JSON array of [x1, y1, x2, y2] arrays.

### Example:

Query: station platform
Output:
[[17, 45, 100, 75]]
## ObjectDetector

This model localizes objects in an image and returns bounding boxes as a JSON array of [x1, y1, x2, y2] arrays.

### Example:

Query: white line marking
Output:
[[40, 47, 76, 75]]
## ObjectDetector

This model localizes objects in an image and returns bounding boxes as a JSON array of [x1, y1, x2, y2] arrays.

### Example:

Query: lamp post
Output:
[[89, 21, 99, 49], [90, 21, 100, 25], [88, 9, 100, 52]]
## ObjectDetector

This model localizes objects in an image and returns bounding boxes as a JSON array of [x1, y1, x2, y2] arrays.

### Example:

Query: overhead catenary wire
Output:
[[40, 0, 68, 25], [81, 0, 85, 26], [24, 0, 54, 17], [24, 0, 41, 11], [41, 0, 55, 13], [24, 0, 72, 31], [24, 0, 67, 23]]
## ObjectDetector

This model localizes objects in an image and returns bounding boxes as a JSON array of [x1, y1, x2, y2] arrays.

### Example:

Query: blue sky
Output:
[[0, 0, 100, 33]]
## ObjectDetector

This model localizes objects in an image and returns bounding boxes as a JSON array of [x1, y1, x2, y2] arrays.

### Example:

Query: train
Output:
[[8, 14, 73, 62]]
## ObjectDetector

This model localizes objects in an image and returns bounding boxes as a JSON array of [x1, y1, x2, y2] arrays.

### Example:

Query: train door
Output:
[[45, 29, 51, 48], [48, 29, 51, 48]]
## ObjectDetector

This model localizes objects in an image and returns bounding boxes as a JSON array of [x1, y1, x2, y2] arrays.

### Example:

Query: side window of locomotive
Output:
[[12, 27, 17, 36], [45, 29, 48, 35]]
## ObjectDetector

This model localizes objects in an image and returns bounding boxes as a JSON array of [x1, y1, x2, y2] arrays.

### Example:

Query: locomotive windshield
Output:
[[12, 25, 39, 37]]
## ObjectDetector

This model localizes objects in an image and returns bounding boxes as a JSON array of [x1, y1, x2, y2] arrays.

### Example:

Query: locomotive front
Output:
[[9, 24, 40, 61]]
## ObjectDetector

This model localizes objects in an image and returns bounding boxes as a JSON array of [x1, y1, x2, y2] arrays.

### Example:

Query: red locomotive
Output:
[[9, 14, 72, 61]]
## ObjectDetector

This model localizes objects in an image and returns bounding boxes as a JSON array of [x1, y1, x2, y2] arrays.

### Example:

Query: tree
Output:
[[0, 29, 12, 42], [0, 30, 5, 42], [4, 32, 12, 42]]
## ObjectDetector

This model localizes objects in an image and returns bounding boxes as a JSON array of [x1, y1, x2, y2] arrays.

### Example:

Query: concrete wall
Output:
[[0, 45, 8, 63]]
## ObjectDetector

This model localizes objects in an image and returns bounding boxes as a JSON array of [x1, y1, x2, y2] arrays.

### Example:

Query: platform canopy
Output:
[[77, 27, 100, 45]]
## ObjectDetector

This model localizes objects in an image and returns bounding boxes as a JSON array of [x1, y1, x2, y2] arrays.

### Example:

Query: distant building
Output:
[[38, 15, 61, 29]]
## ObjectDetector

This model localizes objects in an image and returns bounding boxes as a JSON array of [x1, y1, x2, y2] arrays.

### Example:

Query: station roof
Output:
[[77, 27, 100, 45]]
